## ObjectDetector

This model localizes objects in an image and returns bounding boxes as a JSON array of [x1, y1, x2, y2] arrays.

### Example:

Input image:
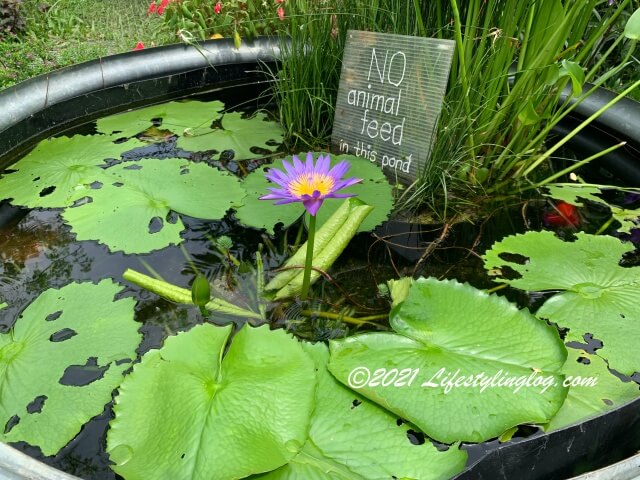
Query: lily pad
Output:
[[96, 100, 225, 139], [546, 348, 640, 431], [484, 231, 640, 375], [178, 111, 283, 159], [253, 342, 467, 480], [107, 324, 316, 480], [0, 135, 141, 208], [62, 158, 244, 253], [236, 153, 394, 234], [329, 278, 567, 444], [0, 280, 140, 456], [96, 100, 283, 159], [544, 184, 639, 233]]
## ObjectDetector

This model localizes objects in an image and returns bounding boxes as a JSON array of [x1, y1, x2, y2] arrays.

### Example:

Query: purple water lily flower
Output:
[[260, 152, 362, 216]]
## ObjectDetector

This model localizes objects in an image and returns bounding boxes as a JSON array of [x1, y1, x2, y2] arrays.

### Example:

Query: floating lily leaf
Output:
[[62, 158, 244, 253], [546, 348, 640, 431], [544, 184, 639, 233], [236, 153, 394, 234], [484, 231, 640, 375], [177, 111, 283, 159], [96, 100, 282, 159], [96, 100, 225, 139], [483, 231, 636, 291], [0, 135, 141, 208], [253, 343, 467, 480], [107, 324, 315, 480], [0, 280, 140, 456], [329, 278, 567, 443]]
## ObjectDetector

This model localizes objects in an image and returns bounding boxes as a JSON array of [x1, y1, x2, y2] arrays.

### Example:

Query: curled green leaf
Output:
[[268, 198, 373, 300]]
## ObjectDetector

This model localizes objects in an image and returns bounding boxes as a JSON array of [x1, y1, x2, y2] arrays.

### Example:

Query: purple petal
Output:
[[333, 177, 362, 191], [305, 152, 314, 172], [293, 155, 304, 172], [302, 197, 323, 216], [282, 160, 296, 177], [318, 154, 331, 174], [265, 169, 290, 187], [260, 192, 287, 200], [263, 187, 290, 197], [328, 160, 350, 180]]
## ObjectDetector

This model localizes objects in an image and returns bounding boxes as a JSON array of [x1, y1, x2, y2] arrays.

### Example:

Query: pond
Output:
[[0, 86, 639, 480]]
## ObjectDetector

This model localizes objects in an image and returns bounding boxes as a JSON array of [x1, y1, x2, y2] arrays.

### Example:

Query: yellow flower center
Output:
[[288, 173, 335, 197]]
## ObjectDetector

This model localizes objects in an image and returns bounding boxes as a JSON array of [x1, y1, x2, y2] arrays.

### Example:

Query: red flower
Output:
[[157, 0, 169, 14], [147, 1, 157, 14], [277, 6, 284, 20], [275, 0, 284, 3], [544, 201, 580, 228], [133, 42, 145, 51], [214, 1, 222, 13]]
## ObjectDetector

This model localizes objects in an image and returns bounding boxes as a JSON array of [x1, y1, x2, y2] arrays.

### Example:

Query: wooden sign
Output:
[[331, 30, 455, 184]]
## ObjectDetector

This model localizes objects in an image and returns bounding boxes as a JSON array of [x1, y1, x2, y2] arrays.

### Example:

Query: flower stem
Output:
[[300, 213, 317, 301]]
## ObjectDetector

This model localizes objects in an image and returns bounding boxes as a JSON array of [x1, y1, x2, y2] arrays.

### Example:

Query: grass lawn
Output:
[[0, 0, 174, 89]]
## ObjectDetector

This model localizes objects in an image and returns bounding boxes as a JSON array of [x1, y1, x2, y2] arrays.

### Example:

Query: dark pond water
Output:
[[0, 88, 638, 479]]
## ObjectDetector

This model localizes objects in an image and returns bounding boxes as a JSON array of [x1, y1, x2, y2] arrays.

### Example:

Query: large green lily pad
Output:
[[329, 278, 568, 444], [484, 231, 640, 375], [107, 324, 316, 480], [178, 111, 283, 159], [483, 231, 636, 291], [0, 135, 141, 208], [96, 100, 283, 160], [546, 348, 640, 431], [253, 342, 467, 480], [62, 158, 244, 253], [0, 280, 140, 456], [96, 100, 225, 139], [236, 153, 394, 234]]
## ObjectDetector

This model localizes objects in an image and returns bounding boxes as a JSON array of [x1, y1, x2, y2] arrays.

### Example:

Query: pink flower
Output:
[[133, 42, 145, 51], [275, 0, 284, 3], [147, 1, 157, 14], [277, 6, 284, 20], [157, 0, 169, 14], [214, 1, 222, 14]]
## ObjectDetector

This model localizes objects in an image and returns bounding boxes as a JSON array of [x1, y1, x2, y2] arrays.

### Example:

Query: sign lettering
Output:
[[332, 31, 455, 184]]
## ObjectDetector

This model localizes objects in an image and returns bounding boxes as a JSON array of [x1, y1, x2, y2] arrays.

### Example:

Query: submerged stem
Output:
[[300, 310, 388, 327], [300, 213, 317, 301]]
